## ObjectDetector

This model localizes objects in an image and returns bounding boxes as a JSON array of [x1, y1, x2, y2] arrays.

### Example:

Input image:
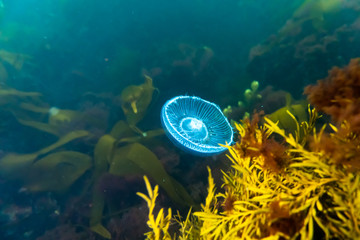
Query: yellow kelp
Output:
[[119, 75, 156, 128]]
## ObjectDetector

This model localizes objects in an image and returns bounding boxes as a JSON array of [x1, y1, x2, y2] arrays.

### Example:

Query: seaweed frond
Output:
[[137, 176, 172, 240], [174, 208, 201, 240], [305, 58, 360, 134]]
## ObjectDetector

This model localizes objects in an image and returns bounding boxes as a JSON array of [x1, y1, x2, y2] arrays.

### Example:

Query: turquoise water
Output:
[[0, 0, 359, 239]]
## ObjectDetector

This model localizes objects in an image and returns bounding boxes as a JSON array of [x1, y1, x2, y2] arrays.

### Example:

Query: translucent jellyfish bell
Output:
[[161, 96, 234, 156]]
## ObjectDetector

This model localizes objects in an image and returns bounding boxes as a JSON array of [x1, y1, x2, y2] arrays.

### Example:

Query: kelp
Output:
[[0, 130, 89, 180], [0, 85, 41, 106], [19, 102, 50, 113], [0, 86, 65, 136], [15, 118, 62, 136], [120, 75, 156, 128], [0, 49, 31, 70], [24, 151, 92, 193], [13, 106, 91, 137], [266, 93, 309, 139], [0, 84, 94, 137], [110, 119, 164, 143], [90, 121, 190, 239], [0, 81, 188, 239], [90, 134, 116, 239], [0, 97, 96, 223], [115, 128, 165, 145], [110, 120, 136, 139], [48, 108, 84, 127], [110, 142, 193, 206]]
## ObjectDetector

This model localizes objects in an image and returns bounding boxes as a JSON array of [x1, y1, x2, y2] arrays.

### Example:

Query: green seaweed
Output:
[[0, 130, 89, 180], [0, 82, 190, 239], [109, 120, 135, 139], [24, 151, 92, 193], [16, 118, 62, 136], [109, 142, 194, 206], [89, 125, 190, 239], [267, 94, 308, 137], [48, 108, 84, 127], [90, 134, 117, 239], [120, 75, 155, 128]]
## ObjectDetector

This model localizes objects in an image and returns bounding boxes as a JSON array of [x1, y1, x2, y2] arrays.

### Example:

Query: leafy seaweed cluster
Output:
[[305, 58, 360, 135], [139, 59, 360, 239], [137, 176, 173, 240], [140, 107, 360, 239]]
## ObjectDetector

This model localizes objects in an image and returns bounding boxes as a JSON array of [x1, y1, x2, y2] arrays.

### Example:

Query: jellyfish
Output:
[[161, 95, 234, 156]]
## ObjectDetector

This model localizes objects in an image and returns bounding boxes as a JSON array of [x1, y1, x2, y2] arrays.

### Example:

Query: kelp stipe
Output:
[[161, 95, 233, 156]]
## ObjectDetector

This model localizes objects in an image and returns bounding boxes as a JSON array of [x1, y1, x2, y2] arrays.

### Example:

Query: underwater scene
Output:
[[1, 0, 360, 239]]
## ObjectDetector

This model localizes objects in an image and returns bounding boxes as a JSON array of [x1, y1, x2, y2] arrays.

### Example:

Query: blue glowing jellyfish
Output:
[[161, 95, 234, 156]]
